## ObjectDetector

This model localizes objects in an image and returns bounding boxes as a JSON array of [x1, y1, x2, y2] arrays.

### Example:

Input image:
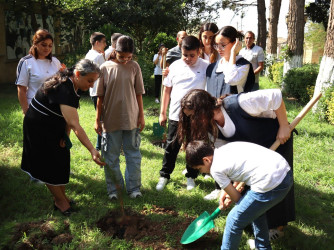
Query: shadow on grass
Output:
[[1, 156, 334, 249]]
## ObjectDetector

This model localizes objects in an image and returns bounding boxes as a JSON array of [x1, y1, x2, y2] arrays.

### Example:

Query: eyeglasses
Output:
[[213, 42, 230, 51]]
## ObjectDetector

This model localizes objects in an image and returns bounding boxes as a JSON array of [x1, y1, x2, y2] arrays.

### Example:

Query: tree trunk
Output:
[[284, 0, 306, 75], [257, 0, 267, 51], [313, 0, 334, 110], [267, 0, 282, 57]]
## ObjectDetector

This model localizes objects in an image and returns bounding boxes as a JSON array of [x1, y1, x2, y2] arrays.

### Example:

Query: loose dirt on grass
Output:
[[97, 205, 221, 249], [4, 219, 72, 249], [4, 206, 220, 249]]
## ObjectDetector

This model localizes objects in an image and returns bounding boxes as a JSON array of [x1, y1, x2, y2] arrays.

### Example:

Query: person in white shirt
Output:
[[85, 32, 106, 151], [185, 140, 293, 250], [153, 43, 165, 103], [178, 88, 295, 240], [239, 31, 265, 91], [198, 23, 219, 63], [16, 29, 62, 115], [156, 36, 209, 192], [104, 33, 122, 60], [206, 26, 255, 96]]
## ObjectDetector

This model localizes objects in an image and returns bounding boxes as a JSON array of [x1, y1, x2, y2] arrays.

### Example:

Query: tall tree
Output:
[[283, 0, 306, 75], [267, 0, 282, 57], [257, 0, 266, 50], [305, 0, 330, 29], [313, 0, 334, 109]]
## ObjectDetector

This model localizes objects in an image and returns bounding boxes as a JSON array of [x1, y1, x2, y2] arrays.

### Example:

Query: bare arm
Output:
[[136, 94, 145, 132], [219, 183, 241, 210], [17, 85, 28, 115], [274, 100, 291, 144], [61, 104, 105, 166], [153, 54, 160, 65], [254, 61, 264, 75], [159, 86, 172, 127], [95, 96, 104, 136]]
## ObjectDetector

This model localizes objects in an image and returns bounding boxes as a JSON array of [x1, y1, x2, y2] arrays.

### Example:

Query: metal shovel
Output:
[[180, 92, 322, 244]]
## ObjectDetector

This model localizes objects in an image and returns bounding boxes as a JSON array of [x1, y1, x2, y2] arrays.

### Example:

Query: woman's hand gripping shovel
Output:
[[153, 53, 167, 145], [180, 92, 322, 245]]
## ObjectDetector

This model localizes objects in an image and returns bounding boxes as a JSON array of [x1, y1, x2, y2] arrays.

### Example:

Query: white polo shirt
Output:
[[239, 45, 265, 83], [211, 141, 290, 193], [163, 57, 209, 121], [85, 49, 105, 96]]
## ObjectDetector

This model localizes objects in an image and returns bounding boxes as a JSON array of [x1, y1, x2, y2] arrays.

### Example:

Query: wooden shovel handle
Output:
[[270, 92, 322, 151]]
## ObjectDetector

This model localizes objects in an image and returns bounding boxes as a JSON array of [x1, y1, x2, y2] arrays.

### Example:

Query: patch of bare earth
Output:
[[4, 219, 72, 249], [97, 205, 220, 249]]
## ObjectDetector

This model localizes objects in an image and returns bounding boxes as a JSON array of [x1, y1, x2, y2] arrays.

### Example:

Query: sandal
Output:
[[54, 203, 73, 216], [269, 229, 284, 241]]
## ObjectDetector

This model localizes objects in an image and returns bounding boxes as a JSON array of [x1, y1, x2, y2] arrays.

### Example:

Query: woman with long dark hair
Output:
[[198, 23, 219, 63], [178, 89, 295, 240]]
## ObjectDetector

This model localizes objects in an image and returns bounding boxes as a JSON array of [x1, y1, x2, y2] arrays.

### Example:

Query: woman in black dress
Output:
[[21, 59, 105, 215]]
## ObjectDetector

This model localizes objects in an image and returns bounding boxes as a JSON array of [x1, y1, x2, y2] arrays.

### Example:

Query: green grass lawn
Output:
[[0, 77, 333, 249]]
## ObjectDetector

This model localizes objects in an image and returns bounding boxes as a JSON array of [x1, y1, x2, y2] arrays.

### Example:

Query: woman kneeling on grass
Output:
[[21, 59, 105, 216], [186, 140, 293, 249]]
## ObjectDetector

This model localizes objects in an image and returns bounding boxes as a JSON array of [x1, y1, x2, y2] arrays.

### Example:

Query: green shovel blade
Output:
[[180, 207, 221, 244]]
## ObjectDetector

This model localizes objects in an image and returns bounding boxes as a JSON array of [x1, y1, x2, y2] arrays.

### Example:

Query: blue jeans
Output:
[[91, 96, 102, 150], [101, 129, 141, 194], [221, 171, 293, 250]]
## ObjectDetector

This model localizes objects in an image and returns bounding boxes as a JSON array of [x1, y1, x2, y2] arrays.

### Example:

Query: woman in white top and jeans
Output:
[[153, 44, 165, 103]]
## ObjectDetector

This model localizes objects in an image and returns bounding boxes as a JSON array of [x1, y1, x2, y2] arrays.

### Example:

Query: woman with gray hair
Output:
[[21, 59, 105, 216]]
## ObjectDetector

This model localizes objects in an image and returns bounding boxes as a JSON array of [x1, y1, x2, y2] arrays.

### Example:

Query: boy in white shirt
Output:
[[156, 36, 209, 191], [186, 140, 292, 250], [104, 33, 122, 60], [85, 32, 106, 151]]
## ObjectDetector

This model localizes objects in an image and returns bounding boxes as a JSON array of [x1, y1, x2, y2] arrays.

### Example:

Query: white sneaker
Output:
[[156, 177, 168, 191], [204, 189, 221, 200], [186, 178, 196, 190], [204, 174, 212, 180], [155, 98, 160, 103], [182, 169, 188, 175], [269, 229, 284, 241], [247, 239, 256, 250], [108, 193, 118, 201], [129, 191, 142, 199]]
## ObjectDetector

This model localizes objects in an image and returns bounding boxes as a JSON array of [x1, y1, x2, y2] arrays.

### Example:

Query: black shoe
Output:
[[54, 204, 73, 216]]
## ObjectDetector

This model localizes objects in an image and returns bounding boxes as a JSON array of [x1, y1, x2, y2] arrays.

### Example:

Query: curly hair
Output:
[[177, 89, 224, 150]]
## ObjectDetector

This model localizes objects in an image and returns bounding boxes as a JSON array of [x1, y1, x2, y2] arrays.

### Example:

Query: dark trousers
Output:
[[154, 75, 162, 98], [159, 120, 198, 179], [91, 96, 102, 150]]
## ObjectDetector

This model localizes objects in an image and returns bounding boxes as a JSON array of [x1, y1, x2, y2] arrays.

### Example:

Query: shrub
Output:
[[327, 91, 334, 125], [136, 51, 155, 96], [315, 85, 334, 124], [283, 64, 319, 104], [271, 62, 284, 85]]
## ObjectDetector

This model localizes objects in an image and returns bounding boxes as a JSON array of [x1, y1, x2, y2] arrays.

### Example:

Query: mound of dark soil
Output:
[[97, 205, 220, 249]]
